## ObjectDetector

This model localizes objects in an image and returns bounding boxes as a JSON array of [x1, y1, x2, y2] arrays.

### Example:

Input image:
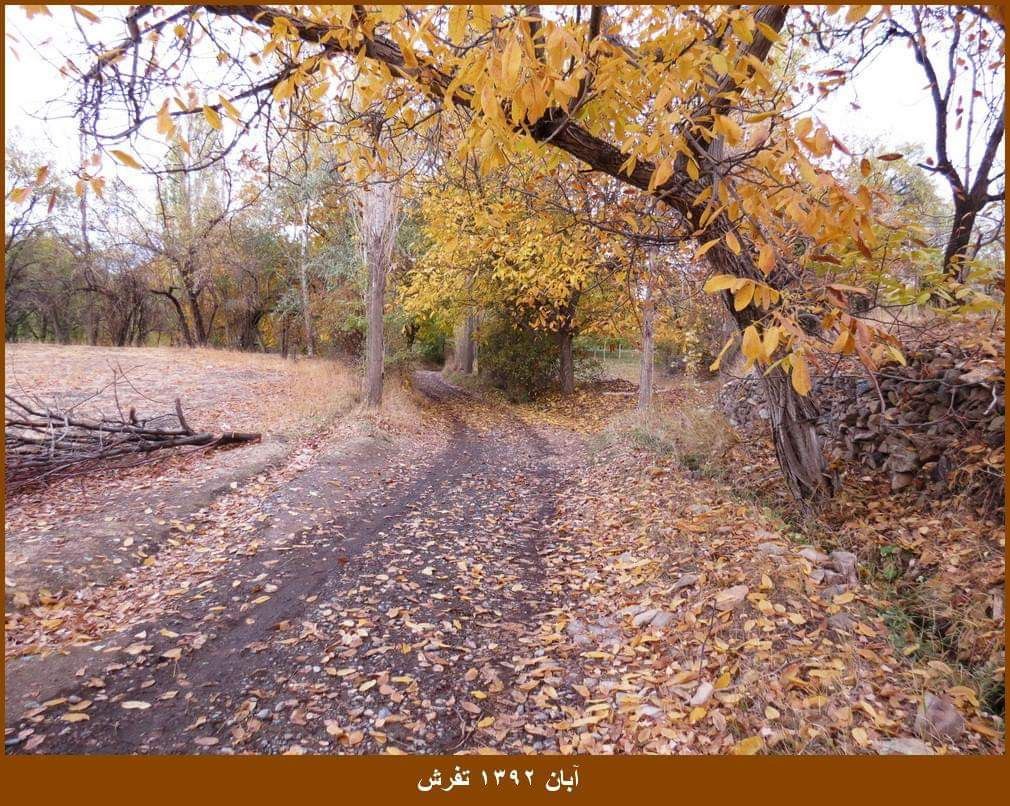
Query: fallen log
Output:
[[4, 393, 260, 491]]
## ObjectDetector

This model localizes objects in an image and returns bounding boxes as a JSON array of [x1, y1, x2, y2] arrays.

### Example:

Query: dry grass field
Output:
[[4, 343, 358, 440], [4, 344, 365, 610]]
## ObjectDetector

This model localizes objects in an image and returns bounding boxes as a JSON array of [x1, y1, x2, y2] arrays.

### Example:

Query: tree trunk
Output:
[[183, 288, 207, 345], [162, 291, 195, 348], [759, 365, 830, 502], [557, 330, 575, 395], [942, 200, 978, 281], [638, 253, 656, 412], [178, 255, 208, 346], [363, 251, 386, 406], [79, 134, 100, 347], [707, 230, 832, 501], [298, 199, 316, 357], [358, 179, 401, 409], [456, 315, 475, 373]]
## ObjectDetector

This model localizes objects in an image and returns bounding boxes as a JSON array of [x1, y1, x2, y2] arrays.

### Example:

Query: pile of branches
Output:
[[5, 394, 260, 492]]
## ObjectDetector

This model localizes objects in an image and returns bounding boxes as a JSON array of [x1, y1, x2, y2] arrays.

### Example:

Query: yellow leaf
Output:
[[272, 77, 294, 102], [756, 22, 782, 42], [703, 274, 741, 294], [686, 158, 700, 181], [790, 352, 812, 395], [845, 5, 871, 24], [448, 4, 467, 45], [203, 105, 222, 130], [709, 334, 735, 372], [156, 100, 174, 136], [219, 95, 241, 121], [110, 150, 143, 170], [762, 326, 780, 359], [731, 17, 754, 44], [733, 280, 755, 311], [732, 736, 764, 755], [121, 700, 151, 710], [831, 328, 852, 354], [851, 726, 870, 747], [833, 591, 856, 605], [695, 238, 721, 259], [741, 325, 762, 362], [757, 243, 775, 274], [650, 159, 673, 190], [8, 186, 31, 204], [725, 230, 742, 255], [715, 114, 743, 145], [502, 37, 522, 88], [471, 5, 493, 33], [71, 5, 98, 22]]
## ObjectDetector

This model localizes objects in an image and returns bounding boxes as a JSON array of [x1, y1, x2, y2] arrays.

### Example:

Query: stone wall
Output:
[[718, 345, 1005, 506]]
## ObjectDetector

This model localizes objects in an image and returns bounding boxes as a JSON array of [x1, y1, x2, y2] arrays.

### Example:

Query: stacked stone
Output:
[[716, 346, 1005, 505]]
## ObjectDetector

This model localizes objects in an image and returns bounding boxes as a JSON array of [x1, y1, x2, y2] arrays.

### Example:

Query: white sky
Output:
[[1, 5, 993, 196]]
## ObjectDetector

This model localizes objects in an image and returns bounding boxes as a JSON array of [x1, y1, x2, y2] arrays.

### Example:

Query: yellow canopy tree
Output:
[[62, 4, 997, 500]]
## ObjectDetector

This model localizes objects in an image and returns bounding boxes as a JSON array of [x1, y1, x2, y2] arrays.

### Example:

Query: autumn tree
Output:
[[800, 5, 1005, 281], [53, 4, 1002, 500], [404, 170, 624, 396]]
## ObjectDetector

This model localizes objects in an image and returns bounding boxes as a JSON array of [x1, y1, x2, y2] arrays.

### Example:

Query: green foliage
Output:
[[478, 315, 558, 402], [410, 319, 447, 366]]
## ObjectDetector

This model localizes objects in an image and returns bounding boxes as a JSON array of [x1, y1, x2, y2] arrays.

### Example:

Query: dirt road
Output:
[[6, 372, 582, 754]]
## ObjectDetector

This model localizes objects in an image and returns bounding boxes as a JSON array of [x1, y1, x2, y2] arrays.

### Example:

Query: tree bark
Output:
[[156, 289, 196, 348], [758, 364, 828, 502], [298, 198, 316, 356], [180, 271, 208, 345], [557, 330, 575, 395], [637, 262, 655, 412], [943, 202, 978, 281], [363, 246, 386, 407], [456, 315, 475, 373], [706, 231, 832, 501], [78, 133, 100, 347], [279, 316, 290, 359], [358, 179, 401, 408]]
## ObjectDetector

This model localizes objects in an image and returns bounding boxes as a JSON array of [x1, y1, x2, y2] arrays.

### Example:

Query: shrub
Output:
[[477, 316, 558, 402], [414, 330, 446, 365], [609, 403, 739, 474], [406, 316, 448, 366]]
